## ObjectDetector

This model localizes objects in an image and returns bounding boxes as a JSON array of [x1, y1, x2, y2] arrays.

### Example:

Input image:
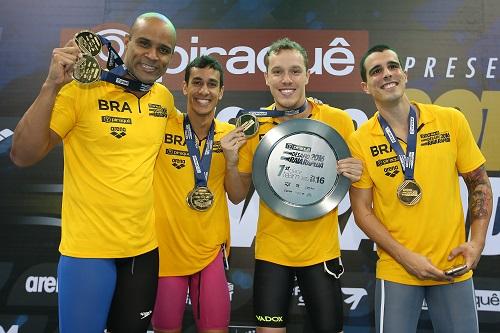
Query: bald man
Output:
[[10, 13, 177, 333]]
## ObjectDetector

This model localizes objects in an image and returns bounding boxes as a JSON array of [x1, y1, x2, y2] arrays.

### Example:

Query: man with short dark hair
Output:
[[349, 44, 493, 333], [151, 55, 246, 333], [10, 12, 177, 333]]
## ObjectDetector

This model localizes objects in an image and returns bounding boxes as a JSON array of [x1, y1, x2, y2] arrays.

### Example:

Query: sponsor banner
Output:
[[0, 3, 498, 332], [476, 290, 500, 312], [0, 315, 48, 333], [7, 264, 58, 307], [61, 25, 369, 92]]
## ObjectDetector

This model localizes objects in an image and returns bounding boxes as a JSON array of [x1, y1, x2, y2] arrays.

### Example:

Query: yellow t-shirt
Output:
[[238, 100, 354, 266], [348, 102, 485, 285], [50, 80, 172, 258], [154, 110, 234, 276]]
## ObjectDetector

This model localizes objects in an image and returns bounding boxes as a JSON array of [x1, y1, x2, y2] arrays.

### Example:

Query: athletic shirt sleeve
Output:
[[50, 81, 80, 138], [454, 110, 486, 173], [348, 133, 373, 189]]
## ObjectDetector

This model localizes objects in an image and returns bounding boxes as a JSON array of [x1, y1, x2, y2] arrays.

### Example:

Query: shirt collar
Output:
[[369, 101, 436, 136]]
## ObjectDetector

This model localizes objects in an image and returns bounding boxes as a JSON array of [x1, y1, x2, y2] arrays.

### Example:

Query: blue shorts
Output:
[[375, 278, 478, 333], [57, 248, 158, 333]]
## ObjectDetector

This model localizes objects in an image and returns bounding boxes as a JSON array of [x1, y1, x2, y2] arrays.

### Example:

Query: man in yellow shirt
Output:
[[230, 38, 362, 333], [10, 13, 176, 333], [349, 44, 493, 333], [151, 55, 247, 333]]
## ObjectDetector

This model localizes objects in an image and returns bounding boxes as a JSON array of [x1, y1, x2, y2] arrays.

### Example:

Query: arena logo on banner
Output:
[[7, 263, 57, 306], [60, 24, 369, 92], [25, 276, 58, 294]]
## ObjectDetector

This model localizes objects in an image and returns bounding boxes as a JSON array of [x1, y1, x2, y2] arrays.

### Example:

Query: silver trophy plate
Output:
[[252, 118, 351, 221]]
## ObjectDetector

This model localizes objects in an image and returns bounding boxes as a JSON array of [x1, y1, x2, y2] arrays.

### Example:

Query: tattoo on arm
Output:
[[462, 166, 493, 220]]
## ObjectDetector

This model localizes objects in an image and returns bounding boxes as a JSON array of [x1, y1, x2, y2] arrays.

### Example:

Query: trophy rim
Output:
[[252, 118, 351, 221]]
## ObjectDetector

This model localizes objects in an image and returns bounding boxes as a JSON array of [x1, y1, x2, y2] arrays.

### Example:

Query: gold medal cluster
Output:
[[73, 31, 102, 84]]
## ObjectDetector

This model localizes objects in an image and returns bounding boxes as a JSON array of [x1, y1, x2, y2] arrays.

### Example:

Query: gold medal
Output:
[[73, 31, 102, 84], [397, 179, 422, 206], [236, 114, 259, 138], [74, 30, 102, 56], [73, 54, 101, 83], [187, 186, 214, 211], [73, 54, 101, 84]]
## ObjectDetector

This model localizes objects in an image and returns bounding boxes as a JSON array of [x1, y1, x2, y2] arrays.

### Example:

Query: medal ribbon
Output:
[[235, 100, 307, 118], [378, 106, 418, 180], [184, 115, 215, 188]]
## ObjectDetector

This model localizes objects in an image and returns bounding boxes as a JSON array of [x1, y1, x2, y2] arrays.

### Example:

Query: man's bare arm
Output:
[[448, 165, 493, 270], [10, 40, 80, 166]]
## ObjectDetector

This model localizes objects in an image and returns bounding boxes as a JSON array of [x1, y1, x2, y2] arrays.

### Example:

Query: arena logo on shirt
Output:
[[60, 25, 369, 92], [110, 126, 126, 139], [171, 158, 186, 169], [383, 165, 400, 177]]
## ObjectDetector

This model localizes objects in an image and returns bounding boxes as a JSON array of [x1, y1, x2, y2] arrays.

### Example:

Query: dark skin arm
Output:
[[10, 39, 80, 166]]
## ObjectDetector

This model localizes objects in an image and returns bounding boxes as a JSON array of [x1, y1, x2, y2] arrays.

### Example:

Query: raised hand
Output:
[[220, 125, 247, 167], [46, 39, 81, 88]]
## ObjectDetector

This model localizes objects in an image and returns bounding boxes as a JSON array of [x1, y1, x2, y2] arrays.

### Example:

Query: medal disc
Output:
[[397, 179, 422, 206], [236, 114, 259, 138], [75, 30, 102, 56], [187, 186, 214, 211], [73, 54, 101, 84]]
